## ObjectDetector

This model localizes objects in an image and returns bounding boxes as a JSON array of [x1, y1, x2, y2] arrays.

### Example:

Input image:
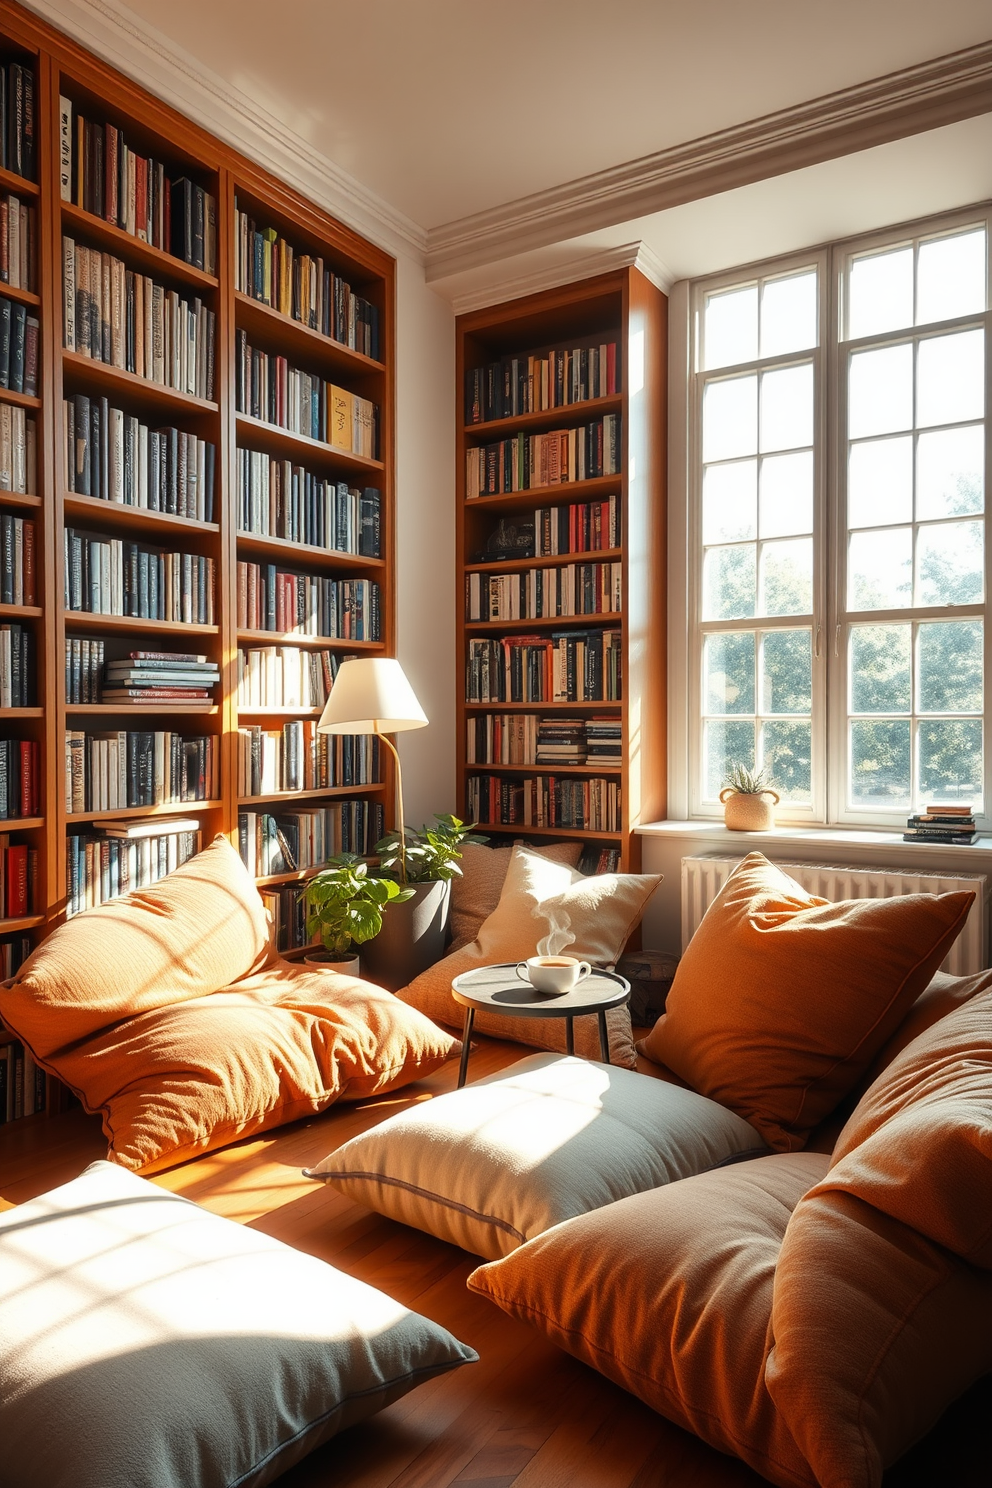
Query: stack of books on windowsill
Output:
[[902, 805, 978, 845], [101, 652, 220, 705]]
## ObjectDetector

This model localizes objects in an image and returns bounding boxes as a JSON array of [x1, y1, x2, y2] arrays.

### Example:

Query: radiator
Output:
[[681, 855, 988, 976]]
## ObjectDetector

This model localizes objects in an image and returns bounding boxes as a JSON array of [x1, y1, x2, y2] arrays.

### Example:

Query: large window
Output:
[[689, 210, 989, 827]]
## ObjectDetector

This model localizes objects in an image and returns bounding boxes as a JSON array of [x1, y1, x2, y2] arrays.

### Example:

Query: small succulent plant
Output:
[[722, 762, 773, 796]]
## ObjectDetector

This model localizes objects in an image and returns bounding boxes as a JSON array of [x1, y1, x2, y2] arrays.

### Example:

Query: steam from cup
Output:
[[537, 907, 575, 959]]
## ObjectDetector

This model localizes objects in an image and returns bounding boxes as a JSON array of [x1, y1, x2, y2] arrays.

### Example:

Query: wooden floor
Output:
[[1, 1035, 989, 1488]]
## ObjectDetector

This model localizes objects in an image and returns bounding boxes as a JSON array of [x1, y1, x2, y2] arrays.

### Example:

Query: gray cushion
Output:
[[307, 1053, 766, 1259], [0, 1161, 476, 1488]]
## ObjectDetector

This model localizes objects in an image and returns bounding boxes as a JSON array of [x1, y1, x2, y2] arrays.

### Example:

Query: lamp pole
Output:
[[374, 724, 407, 884]]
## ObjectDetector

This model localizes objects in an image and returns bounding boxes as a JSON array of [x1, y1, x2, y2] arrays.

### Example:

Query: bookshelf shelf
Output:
[[464, 393, 623, 440], [0, 602, 42, 618], [235, 531, 384, 570], [466, 763, 623, 776], [234, 291, 385, 378], [65, 703, 220, 716], [466, 547, 622, 574], [0, 915, 45, 934], [236, 706, 323, 717], [64, 612, 220, 636], [0, 163, 38, 197], [0, 491, 42, 509], [254, 865, 324, 889], [0, 817, 44, 830], [0, 708, 43, 719], [61, 202, 219, 291], [464, 614, 621, 633], [236, 629, 381, 649], [63, 493, 220, 538], [61, 351, 219, 416], [235, 413, 384, 475], [0, 281, 41, 308], [464, 476, 621, 515], [67, 800, 223, 824], [238, 784, 386, 806], [464, 700, 621, 711], [0, 387, 41, 412], [473, 822, 622, 843]]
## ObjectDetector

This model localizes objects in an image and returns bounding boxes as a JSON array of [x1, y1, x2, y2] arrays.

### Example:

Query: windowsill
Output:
[[635, 819, 992, 862]]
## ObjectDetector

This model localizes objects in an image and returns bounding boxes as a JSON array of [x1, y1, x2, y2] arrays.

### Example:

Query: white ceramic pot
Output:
[[303, 951, 361, 976], [719, 787, 780, 831]]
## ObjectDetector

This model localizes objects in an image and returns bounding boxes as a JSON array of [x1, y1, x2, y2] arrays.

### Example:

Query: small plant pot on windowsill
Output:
[[720, 787, 780, 832], [303, 950, 361, 976]]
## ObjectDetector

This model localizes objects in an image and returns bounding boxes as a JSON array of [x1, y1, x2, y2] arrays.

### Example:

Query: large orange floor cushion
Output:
[[0, 838, 457, 1172]]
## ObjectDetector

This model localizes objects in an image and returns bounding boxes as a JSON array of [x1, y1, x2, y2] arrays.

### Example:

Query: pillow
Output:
[[397, 846, 661, 1067], [0, 1161, 477, 1488], [306, 1052, 765, 1258], [469, 1154, 829, 1488], [636, 852, 973, 1151], [0, 836, 272, 1058], [450, 840, 583, 951]]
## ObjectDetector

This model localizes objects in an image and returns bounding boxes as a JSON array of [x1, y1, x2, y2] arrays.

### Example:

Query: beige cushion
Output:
[[397, 846, 661, 1067], [450, 840, 583, 951], [0, 1161, 476, 1488], [307, 1052, 764, 1259]]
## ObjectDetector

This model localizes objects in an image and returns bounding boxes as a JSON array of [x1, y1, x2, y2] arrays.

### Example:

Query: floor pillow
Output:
[[0, 1161, 476, 1488], [306, 1052, 765, 1258]]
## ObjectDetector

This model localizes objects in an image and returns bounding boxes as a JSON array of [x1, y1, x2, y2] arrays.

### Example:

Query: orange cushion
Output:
[[636, 852, 973, 1151], [469, 1154, 827, 1488]]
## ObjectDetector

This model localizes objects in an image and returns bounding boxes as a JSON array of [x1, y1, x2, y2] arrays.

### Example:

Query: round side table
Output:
[[451, 962, 631, 1087]]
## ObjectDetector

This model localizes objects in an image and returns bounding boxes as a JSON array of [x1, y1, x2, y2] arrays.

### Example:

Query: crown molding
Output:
[[444, 240, 675, 317], [426, 40, 992, 282], [22, 0, 428, 261]]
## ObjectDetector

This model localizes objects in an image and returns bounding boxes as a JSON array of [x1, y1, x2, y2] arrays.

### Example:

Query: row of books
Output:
[[533, 496, 620, 556], [234, 203, 380, 359], [101, 653, 219, 706], [259, 884, 309, 953], [465, 561, 623, 622], [63, 238, 216, 400], [1, 514, 34, 605], [61, 102, 217, 271], [236, 449, 381, 555], [63, 530, 217, 623], [237, 563, 382, 640], [466, 416, 621, 497], [0, 933, 30, 977], [0, 622, 34, 707], [64, 730, 220, 813], [0, 836, 37, 918], [239, 800, 384, 877], [465, 714, 623, 767], [0, 406, 36, 494], [578, 844, 621, 875], [237, 724, 380, 797], [64, 637, 104, 703], [0, 191, 35, 291], [0, 293, 39, 395], [235, 331, 378, 456], [64, 396, 217, 521], [466, 341, 619, 423], [237, 646, 345, 711], [0, 737, 40, 819], [66, 824, 200, 918], [466, 629, 623, 704], [0, 1038, 46, 1122], [902, 805, 979, 845], [466, 773, 622, 832], [0, 63, 34, 181]]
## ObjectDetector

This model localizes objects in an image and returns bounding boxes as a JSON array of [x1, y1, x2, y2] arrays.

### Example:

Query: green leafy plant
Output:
[[722, 762, 773, 796], [303, 855, 413, 958], [373, 814, 486, 885]]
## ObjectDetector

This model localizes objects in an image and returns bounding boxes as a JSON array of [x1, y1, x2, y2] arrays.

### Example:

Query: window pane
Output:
[[917, 229, 986, 325], [850, 625, 911, 714], [703, 460, 757, 542], [760, 719, 811, 801], [917, 425, 984, 519], [848, 344, 913, 438], [759, 538, 812, 616], [917, 520, 983, 606], [848, 528, 912, 610], [760, 364, 813, 452], [916, 329, 984, 428], [703, 375, 757, 461], [761, 629, 811, 713], [918, 719, 982, 805], [760, 272, 817, 358], [704, 285, 757, 370], [759, 451, 813, 537], [848, 246, 913, 339], [918, 620, 983, 713], [850, 719, 911, 805], [848, 436, 913, 528], [705, 719, 755, 800], [704, 632, 755, 714], [703, 544, 756, 620]]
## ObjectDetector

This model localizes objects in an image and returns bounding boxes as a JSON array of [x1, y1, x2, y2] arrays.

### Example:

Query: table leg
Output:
[[565, 1017, 575, 1056], [597, 1010, 610, 1063], [456, 1007, 475, 1088]]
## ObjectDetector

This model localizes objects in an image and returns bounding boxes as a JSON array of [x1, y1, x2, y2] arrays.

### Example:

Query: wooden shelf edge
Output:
[[238, 784, 386, 806], [470, 822, 622, 841], [236, 630, 382, 649], [0, 164, 39, 198], [64, 612, 220, 635], [465, 613, 622, 632], [0, 491, 42, 509], [465, 476, 622, 509], [0, 386, 41, 410], [61, 201, 219, 290], [235, 413, 383, 473], [0, 915, 44, 933], [0, 602, 42, 618], [62, 349, 219, 413], [63, 492, 220, 536], [236, 531, 384, 568], [0, 817, 44, 830], [234, 291, 385, 374], [0, 280, 41, 307], [66, 801, 223, 825], [463, 393, 623, 439], [463, 700, 622, 710], [65, 704, 220, 715], [466, 548, 622, 574], [465, 764, 623, 775]]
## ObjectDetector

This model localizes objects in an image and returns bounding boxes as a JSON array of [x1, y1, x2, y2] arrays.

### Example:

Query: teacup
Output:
[[515, 955, 592, 995]]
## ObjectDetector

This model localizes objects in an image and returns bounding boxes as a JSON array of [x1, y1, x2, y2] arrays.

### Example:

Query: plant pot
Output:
[[303, 951, 361, 976], [359, 879, 452, 993], [720, 787, 780, 831]]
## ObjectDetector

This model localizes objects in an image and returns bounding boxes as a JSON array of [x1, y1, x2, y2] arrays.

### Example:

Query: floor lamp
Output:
[[316, 657, 428, 883]]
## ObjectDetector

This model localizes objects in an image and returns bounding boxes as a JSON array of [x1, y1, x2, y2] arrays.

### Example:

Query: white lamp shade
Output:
[[317, 657, 428, 735]]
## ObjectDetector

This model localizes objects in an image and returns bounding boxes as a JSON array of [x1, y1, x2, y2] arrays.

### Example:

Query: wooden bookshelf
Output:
[[455, 270, 667, 872], [0, 0, 396, 1092]]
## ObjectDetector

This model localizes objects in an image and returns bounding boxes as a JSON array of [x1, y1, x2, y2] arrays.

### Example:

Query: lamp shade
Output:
[[316, 657, 428, 735]]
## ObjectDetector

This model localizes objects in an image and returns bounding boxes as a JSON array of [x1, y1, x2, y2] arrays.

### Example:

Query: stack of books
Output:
[[584, 716, 623, 764], [902, 805, 978, 845], [536, 718, 587, 765], [101, 652, 219, 705]]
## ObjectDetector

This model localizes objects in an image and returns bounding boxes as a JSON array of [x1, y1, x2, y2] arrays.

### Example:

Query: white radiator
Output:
[[681, 855, 988, 976]]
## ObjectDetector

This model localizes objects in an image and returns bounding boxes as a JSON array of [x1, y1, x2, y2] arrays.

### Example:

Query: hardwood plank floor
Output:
[[1, 1035, 988, 1488]]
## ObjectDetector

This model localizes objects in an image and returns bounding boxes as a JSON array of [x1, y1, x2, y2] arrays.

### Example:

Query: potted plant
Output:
[[302, 855, 413, 975], [719, 764, 780, 832], [360, 815, 484, 990]]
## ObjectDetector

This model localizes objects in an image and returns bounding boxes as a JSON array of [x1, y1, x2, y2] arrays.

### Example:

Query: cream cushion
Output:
[[307, 1052, 764, 1259], [449, 840, 583, 951], [397, 847, 662, 1067], [0, 1161, 477, 1488]]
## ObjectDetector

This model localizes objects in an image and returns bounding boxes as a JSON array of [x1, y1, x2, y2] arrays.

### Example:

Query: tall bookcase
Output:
[[455, 270, 666, 872], [0, 0, 395, 1119]]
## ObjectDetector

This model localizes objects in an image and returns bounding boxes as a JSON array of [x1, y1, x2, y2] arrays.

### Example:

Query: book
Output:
[[233, 329, 378, 454], [63, 531, 216, 623], [97, 815, 201, 838], [64, 399, 216, 520], [237, 724, 379, 796], [66, 828, 200, 916], [466, 415, 621, 497], [236, 562, 381, 640], [64, 728, 220, 813]]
